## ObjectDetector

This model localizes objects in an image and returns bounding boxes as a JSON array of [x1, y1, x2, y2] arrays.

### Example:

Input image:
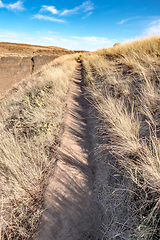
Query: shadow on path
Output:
[[33, 64, 102, 240]]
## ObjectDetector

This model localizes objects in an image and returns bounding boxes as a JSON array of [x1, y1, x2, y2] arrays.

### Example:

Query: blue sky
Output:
[[0, 0, 160, 50]]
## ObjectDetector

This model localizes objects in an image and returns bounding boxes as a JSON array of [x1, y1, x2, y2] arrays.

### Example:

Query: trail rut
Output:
[[34, 63, 102, 240]]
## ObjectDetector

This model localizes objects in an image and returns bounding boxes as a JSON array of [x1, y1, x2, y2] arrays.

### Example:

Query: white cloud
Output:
[[42, 36, 57, 42], [117, 19, 128, 25], [0, 30, 18, 38], [61, 38, 68, 42], [0, 29, 117, 51], [82, 11, 92, 19], [41, 35, 77, 45], [34, 1, 94, 23], [33, 14, 65, 23], [60, 0, 94, 16], [0, 30, 29, 44], [81, 1, 94, 12], [117, 16, 139, 25], [59, 8, 78, 16], [147, 19, 160, 35], [7, 1, 24, 11], [40, 5, 59, 14], [0, 0, 5, 7], [72, 36, 112, 45], [0, 0, 24, 11]]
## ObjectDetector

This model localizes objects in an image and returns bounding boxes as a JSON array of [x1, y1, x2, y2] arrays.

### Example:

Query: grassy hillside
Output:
[[82, 36, 160, 239], [0, 54, 79, 239], [0, 36, 160, 239], [0, 42, 70, 56]]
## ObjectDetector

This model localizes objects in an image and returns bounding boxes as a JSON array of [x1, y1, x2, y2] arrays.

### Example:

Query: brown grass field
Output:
[[0, 36, 160, 239], [82, 35, 160, 239]]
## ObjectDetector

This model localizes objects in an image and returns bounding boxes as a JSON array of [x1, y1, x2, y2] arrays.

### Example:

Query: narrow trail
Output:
[[34, 63, 102, 240]]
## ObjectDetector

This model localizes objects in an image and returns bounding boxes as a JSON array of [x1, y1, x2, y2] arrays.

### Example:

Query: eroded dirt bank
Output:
[[0, 42, 85, 98], [0, 55, 58, 97], [33, 64, 103, 240]]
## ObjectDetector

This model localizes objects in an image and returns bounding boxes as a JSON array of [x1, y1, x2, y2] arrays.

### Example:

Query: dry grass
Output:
[[0, 54, 78, 239], [82, 36, 160, 239], [98, 35, 160, 57]]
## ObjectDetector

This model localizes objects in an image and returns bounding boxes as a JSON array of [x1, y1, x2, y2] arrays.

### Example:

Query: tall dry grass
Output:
[[98, 35, 160, 57], [82, 36, 160, 239], [0, 54, 78, 239]]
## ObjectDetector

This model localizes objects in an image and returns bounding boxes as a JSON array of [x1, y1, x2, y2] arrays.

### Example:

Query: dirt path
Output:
[[34, 63, 102, 240]]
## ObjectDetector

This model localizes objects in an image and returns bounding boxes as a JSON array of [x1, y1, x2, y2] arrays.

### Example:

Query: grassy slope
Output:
[[82, 36, 160, 239], [0, 54, 79, 239], [0, 42, 68, 56], [1, 36, 160, 239], [0, 42, 85, 57]]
